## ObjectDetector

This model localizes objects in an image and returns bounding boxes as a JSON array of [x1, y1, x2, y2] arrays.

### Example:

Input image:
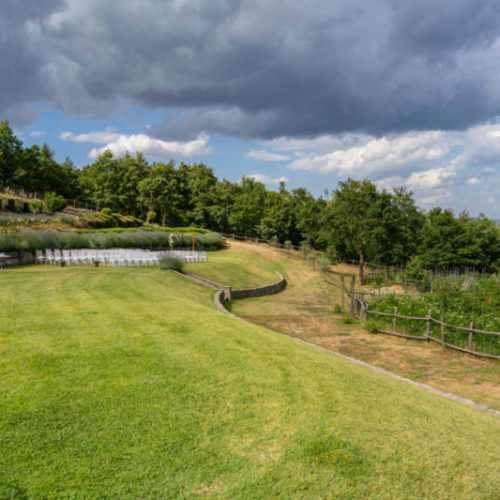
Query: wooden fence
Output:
[[352, 293, 500, 360]]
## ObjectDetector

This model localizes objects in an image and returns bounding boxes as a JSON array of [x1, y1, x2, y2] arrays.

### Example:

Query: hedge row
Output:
[[0, 230, 223, 252], [75, 226, 210, 234]]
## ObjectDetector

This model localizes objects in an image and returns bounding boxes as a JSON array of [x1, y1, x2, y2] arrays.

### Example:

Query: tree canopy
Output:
[[1, 119, 499, 274]]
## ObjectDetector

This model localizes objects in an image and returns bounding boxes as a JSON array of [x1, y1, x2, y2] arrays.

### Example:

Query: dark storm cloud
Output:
[[3, 0, 500, 138]]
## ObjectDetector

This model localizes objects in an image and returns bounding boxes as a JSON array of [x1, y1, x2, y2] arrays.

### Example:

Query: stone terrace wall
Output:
[[231, 272, 286, 299], [172, 270, 287, 318]]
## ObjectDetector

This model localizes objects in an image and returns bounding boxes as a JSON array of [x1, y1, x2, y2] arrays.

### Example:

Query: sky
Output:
[[3, 0, 500, 217]]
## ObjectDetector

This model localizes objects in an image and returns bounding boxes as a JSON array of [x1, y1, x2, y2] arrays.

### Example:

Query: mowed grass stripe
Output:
[[0, 267, 499, 498]]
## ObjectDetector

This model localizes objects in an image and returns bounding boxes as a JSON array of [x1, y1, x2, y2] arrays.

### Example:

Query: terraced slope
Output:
[[0, 265, 499, 498]]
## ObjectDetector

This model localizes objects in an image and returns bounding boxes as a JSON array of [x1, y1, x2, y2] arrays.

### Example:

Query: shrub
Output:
[[44, 192, 67, 214], [159, 256, 184, 271], [196, 232, 224, 249], [342, 313, 353, 324], [364, 319, 379, 334], [318, 254, 331, 273], [333, 303, 342, 314], [269, 235, 279, 248], [29, 200, 44, 214], [299, 241, 311, 259], [407, 255, 429, 288], [325, 246, 339, 264], [284, 240, 293, 256]]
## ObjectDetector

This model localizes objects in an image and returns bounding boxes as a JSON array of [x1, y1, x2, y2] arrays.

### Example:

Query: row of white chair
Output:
[[36, 249, 207, 266]]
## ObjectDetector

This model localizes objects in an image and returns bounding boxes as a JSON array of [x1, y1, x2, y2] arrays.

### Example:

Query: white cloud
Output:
[[247, 174, 289, 185], [245, 149, 290, 162], [466, 177, 481, 186], [406, 166, 456, 190], [60, 128, 121, 144], [61, 129, 211, 159], [29, 130, 44, 137], [286, 131, 451, 180]]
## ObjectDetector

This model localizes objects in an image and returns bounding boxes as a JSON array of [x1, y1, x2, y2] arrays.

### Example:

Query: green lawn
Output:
[[1, 266, 500, 498], [185, 246, 284, 288]]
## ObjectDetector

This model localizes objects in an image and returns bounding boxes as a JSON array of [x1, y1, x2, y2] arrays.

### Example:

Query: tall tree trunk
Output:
[[359, 247, 365, 285]]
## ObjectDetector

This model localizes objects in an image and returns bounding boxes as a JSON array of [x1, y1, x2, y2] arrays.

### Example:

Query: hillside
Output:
[[1, 264, 499, 498], [188, 240, 500, 411]]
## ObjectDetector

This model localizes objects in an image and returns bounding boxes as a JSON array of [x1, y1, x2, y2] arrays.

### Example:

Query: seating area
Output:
[[36, 249, 207, 266]]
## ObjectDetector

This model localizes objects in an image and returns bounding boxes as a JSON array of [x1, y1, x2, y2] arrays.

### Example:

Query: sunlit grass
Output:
[[0, 265, 499, 498]]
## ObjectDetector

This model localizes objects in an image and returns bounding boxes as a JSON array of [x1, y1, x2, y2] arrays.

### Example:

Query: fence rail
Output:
[[352, 293, 500, 360]]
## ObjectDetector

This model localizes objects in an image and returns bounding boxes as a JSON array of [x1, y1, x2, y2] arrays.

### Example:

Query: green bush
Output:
[[159, 256, 184, 271], [0, 229, 223, 254], [29, 200, 44, 214], [333, 303, 342, 314], [44, 192, 67, 214], [364, 320, 379, 334], [299, 242, 311, 259], [342, 313, 353, 324], [318, 254, 331, 273], [269, 235, 279, 248]]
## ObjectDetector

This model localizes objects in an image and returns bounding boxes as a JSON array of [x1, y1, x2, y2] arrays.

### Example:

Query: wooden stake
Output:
[[468, 322, 474, 355], [441, 314, 445, 351], [426, 309, 432, 345]]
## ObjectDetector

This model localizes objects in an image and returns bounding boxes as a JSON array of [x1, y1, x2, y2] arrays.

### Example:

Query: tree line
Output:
[[1, 120, 499, 278]]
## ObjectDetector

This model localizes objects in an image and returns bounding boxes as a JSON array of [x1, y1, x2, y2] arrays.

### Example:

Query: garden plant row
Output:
[[0, 230, 223, 253]]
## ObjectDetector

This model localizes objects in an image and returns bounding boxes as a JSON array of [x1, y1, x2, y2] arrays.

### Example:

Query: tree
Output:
[[0, 120, 23, 188], [137, 161, 181, 226], [228, 177, 267, 236], [323, 178, 388, 283]]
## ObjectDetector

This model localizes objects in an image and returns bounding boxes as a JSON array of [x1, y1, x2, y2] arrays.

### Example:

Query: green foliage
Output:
[[44, 192, 67, 214], [364, 319, 379, 334], [269, 235, 280, 247], [332, 303, 343, 314], [299, 241, 311, 259], [0, 119, 499, 275], [28, 200, 43, 214], [406, 255, 428, 288], [159, 256, 184, 271], [370, 278, 500, 354], [318, 254, 331, 273], [284, 240, 293, 255], [0, 230, 223, 253], [74, 211, 143, 229], [342, 313, 353, 324]]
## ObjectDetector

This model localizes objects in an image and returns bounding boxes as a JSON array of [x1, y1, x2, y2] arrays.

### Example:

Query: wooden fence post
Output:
[[440, 314, 445, 351], [392, 307, 398, 333], [341, 276, 345, 311], [426, 309, 432, 345], [350, 291, 355, 318], [468, 322, 474, 356]]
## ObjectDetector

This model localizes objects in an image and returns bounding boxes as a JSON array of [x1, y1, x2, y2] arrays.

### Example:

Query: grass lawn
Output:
[[1, 265, 500, 498], [185, 242, 285, 288]]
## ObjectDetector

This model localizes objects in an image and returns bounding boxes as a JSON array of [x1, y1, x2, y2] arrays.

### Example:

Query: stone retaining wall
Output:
[[172, 270, 287, 318], [231, 272, 286, 299]]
